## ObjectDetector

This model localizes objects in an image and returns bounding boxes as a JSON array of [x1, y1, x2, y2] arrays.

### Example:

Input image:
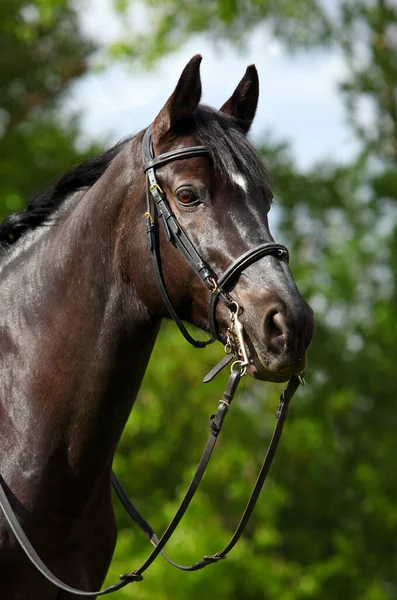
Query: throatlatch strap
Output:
[[143, 128, 216, 348]]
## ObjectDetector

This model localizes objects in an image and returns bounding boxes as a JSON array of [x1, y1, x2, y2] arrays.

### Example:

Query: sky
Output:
[[67, 0, 358, 171]]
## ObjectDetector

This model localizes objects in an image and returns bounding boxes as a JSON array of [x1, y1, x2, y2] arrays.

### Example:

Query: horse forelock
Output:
[[194, 105, 271, 194]]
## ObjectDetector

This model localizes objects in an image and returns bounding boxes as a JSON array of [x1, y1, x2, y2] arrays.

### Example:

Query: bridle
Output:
[[142, 125, 290, 354], [0, 125, 304, 596]]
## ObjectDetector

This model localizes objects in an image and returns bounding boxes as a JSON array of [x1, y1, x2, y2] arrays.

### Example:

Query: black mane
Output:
[[0, 139, 129, 253]]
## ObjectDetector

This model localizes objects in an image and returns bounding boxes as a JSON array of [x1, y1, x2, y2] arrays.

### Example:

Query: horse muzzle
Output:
[[233, 292, 315, 383]]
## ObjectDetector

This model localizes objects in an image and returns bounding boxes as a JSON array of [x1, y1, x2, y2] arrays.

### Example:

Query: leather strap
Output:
[[143, 128, 217, 348], [0, 476, 134, 595], [203, 353, 234, 383], [208, 242, 289, 337], [0, 370, 243, 594], [142, 127, 208, 171], [119, 369, 242, 579], [111, 374, 300, 571], [145, 196, 215, 348]]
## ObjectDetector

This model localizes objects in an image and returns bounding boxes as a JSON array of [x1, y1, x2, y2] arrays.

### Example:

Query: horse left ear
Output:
[[152, 55, 202, 147], [220, 65, 259, 134]]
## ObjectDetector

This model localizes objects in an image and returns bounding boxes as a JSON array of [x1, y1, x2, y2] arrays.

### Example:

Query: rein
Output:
[[0, 125, 304, 596]]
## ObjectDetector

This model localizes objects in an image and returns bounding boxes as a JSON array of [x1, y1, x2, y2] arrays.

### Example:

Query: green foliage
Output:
[[109, 0, 332, 66], [0, 0, 99, 221], [339, 0, 397, 161]]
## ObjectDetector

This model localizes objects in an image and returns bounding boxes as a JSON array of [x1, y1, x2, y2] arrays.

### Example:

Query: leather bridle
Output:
[[0, 125, 304, 596], [141, 125, 290, 350]]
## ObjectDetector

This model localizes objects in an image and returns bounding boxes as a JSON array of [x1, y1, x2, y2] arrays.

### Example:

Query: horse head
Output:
[[124, 55, 315, 382]]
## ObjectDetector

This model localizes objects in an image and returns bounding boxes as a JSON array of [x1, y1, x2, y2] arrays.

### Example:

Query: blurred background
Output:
[[1, 0, 397, 598]]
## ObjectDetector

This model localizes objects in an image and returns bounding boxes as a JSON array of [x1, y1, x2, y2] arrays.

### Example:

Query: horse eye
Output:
[[176, 188, 199, 205]]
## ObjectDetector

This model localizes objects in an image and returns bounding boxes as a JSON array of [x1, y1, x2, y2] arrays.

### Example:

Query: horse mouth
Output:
[[243, 332, 307, 383], [207, 299, 311, 383]]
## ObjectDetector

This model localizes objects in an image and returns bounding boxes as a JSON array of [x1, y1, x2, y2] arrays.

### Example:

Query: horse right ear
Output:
[[152, 55, 202, 148], [220, 65, 259, 134]]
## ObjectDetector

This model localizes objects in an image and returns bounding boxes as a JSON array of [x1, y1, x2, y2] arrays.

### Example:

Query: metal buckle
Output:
[[144, 211, 154, 224], [208, 277, 218, 293], [149, 183, 164, 195]]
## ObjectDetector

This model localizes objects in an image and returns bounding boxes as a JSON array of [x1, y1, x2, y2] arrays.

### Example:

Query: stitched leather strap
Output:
[[208, 243, 289, 337], [143, 128, 217, 348], [111, 375, 300, 572], [0, 476, 133, 596]]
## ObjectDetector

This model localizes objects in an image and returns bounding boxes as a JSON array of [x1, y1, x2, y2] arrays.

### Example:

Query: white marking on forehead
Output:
[[231, 171, 248, 192]]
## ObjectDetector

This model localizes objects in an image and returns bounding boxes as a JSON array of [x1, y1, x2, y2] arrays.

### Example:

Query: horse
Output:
[[0, 55, 315, 598]]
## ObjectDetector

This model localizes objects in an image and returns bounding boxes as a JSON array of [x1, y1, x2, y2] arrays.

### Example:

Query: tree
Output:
[[0, 0, 100, 219], [109, 0, 332, 65]]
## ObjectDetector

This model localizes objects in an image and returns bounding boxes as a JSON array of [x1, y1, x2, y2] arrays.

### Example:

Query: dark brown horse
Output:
[[0, 56, 314, 598]]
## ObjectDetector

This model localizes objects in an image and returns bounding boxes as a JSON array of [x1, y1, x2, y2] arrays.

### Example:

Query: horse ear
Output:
[[152, 55, 202, 146], [220, 65, 259, 134]]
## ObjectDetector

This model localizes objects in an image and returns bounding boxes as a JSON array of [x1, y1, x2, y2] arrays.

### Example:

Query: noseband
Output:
[[0, 125, 304, 596], [142, 125, 289, 353]]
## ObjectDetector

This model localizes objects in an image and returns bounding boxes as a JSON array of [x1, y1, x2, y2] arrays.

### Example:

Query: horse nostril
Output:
[[265, 309, 286, 352]]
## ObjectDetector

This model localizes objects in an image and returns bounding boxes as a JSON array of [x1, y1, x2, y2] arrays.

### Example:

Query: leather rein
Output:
[[0, 125, 304, 596]]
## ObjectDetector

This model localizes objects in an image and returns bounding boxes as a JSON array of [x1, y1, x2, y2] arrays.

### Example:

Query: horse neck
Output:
[[0, 143, 160, 489]]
